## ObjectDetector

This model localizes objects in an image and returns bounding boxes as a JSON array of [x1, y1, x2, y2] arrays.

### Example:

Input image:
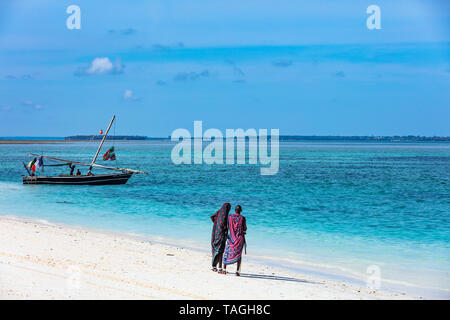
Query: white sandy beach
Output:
[[0, 216, 413, 300]]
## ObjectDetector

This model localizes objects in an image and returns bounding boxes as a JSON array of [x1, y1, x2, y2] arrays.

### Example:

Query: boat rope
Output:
[[72, 131, 97, 170], [43, 163, 71, 167]]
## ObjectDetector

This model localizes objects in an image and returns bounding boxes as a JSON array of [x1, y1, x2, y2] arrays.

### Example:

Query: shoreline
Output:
[[0, 215, 418, 299], [2, 214, 443, 298]]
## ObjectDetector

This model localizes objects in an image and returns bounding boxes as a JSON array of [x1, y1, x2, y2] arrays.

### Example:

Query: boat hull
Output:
[[22, 172, 132, 185]]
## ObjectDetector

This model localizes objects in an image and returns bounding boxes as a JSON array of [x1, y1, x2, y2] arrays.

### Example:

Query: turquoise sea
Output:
[[0, 141, 449, 298]]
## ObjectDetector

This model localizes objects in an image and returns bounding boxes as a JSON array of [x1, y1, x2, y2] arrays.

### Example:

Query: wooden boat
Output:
[[22, 115, 147, 185], [23, 172, 133, 185]]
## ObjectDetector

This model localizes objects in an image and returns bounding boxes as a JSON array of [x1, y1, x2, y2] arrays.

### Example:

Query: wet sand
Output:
[[0, 216, 413, 300]]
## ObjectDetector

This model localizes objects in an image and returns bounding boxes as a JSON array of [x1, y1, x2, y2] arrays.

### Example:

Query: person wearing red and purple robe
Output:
[[222, 205, 247, 276], [210, 203, 231, 272]]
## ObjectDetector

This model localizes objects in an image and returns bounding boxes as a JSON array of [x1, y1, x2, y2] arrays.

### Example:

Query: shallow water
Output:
[[0, 141, 449, 297]]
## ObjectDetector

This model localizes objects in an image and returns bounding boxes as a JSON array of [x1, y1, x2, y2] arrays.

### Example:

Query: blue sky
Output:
[[0, 0, 449, 136]]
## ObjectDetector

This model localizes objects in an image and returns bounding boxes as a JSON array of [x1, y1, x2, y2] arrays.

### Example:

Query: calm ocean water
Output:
[[0, 141, 449, 297]]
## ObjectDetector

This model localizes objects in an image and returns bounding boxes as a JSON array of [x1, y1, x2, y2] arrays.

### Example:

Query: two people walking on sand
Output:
[[210, 203, 247, 276]]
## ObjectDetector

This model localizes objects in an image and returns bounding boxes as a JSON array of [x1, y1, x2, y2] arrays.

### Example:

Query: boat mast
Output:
[[88, 115, 115, 175]]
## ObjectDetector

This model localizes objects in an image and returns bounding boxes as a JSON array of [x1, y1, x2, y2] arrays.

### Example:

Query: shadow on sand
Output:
[[236, 272, 320, 284]]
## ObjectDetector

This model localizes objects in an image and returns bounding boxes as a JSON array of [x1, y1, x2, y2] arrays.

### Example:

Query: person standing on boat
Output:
[[210, 203, 231, 273], [222, 205, 247, 276], [76, 169, 81, 176], [69, 164, 75, 175]]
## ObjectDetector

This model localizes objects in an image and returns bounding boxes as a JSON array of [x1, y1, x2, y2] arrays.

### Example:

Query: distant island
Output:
[[277, 135, 450, 142], [64, 135, 163, 141], [63, 135, 450, 142]]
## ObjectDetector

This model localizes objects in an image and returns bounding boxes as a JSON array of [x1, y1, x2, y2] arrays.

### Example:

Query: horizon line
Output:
[[1, 135, 450, 139]]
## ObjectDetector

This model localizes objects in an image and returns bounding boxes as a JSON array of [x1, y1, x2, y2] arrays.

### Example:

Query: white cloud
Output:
[[22, 100, 43, 110], [124, 89, 133, 99], [87, 57, 114, 75], [75, 57, 124, 76], [123, 89, 140, 101]]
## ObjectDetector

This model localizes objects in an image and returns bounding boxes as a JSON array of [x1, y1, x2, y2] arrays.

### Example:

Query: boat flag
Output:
[[36, 156, 44, 172], [28, 157, 37, 173], [102, 146, 116, 161]]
